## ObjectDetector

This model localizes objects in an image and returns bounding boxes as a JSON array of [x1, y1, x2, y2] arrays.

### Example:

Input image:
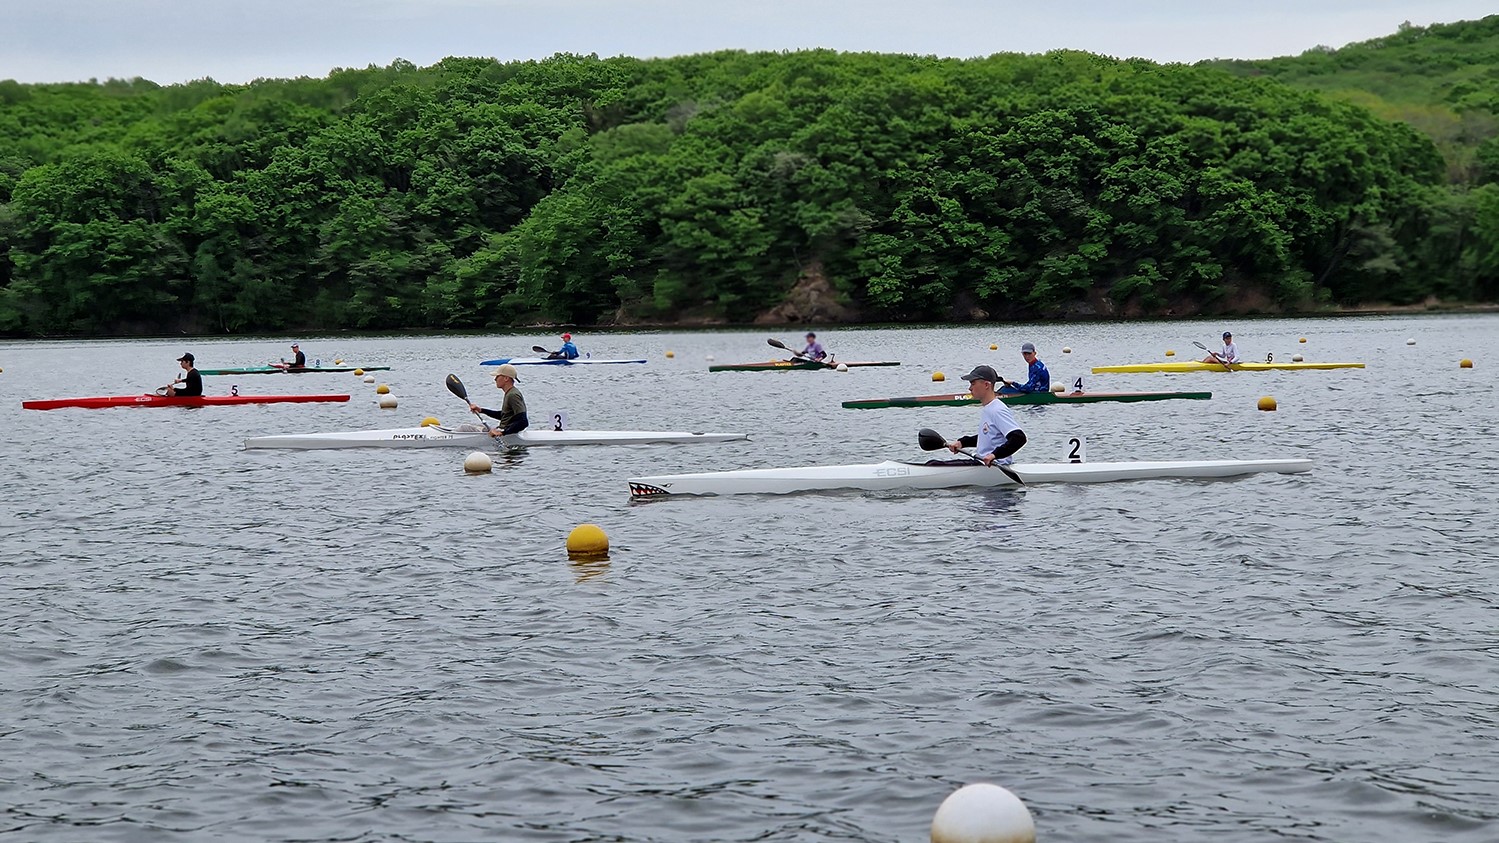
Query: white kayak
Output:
[[246, 425, 749, 450], [628, 458, 1312, 497], [480, 357, 648, 366]]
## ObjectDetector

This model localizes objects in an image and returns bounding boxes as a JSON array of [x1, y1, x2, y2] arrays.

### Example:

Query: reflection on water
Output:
[[1, 314, 1497, 842]]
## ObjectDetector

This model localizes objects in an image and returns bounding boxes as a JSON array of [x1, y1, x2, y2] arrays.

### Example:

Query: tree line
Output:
[[2, 30, 1499, 337]]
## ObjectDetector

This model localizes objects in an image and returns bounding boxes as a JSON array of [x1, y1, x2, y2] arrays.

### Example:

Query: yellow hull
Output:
[[1091, 361, 1365, 373]]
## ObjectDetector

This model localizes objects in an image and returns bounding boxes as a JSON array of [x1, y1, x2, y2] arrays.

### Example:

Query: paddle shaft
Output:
[[767, 337, 820, 365], [445, 374, 499, 439], [1193, 340, 1234, 369]]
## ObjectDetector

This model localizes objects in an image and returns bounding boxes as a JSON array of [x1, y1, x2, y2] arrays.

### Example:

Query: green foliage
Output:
[[1, 32, 1496, 336]]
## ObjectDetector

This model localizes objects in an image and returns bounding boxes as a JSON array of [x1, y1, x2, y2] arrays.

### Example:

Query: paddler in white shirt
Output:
[[1201, 331, 1238, 365], [945, 365, 1027, 465]]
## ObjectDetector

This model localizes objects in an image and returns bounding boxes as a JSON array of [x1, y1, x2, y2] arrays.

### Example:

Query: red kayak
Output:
[[22, 394, 352, 411]]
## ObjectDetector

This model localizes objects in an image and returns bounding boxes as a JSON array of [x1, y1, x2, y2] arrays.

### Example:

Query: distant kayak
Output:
[[843, 389, 1213, 409], [23, 394, 352, 411], [199, 364, 392, 375], [245, 426, 749, 449], [709, 360, 900, 372], [480, 357, 647, 366], [1092, 361, 1365, 373]]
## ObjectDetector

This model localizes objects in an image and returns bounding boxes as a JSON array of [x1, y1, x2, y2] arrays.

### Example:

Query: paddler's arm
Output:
[[469, 403, 505, 421], [498, 412, 528, 436], [980, 430, 1027, 466], [947, 434, 979, 453]]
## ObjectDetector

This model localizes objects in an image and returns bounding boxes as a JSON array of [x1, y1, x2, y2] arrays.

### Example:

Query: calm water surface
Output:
[[1, 315, 1496, 841]]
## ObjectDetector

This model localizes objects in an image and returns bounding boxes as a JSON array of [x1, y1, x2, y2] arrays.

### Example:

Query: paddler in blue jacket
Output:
[[554, 333, 580, 360], [946, 365, 1026, 465], [998, 342, 1050, 395]]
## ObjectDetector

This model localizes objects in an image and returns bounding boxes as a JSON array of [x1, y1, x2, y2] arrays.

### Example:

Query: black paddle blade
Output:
[[445, 373, 469, 400], [917, 428, 948, 451], [767, 338, 790, 351], [532, 345, 550, 354]]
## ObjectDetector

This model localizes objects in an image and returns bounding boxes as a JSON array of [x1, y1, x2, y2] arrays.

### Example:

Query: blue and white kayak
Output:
[[628, 458, 1312, 497], [480, 357, 647, 366]]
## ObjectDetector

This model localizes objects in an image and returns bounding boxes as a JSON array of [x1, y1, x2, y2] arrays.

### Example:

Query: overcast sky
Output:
[[4, 0, 1495, 85]]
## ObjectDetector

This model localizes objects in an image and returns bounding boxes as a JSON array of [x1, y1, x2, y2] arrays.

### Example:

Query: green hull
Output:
[[843, 390, 1213, 409], [201, 365, 392, 375], [709, 360, 900, 372]]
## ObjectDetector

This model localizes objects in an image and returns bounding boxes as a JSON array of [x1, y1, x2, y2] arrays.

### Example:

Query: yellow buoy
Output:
[[353, 368, 365, 376], [335, 358, 345, 364], [567, 524, 609, 557], [932, 371, 945, 382], [420, 416, 440, 427], [1298, 338, 1306, 344], [1062, 346, 1072, 354], [1257, 396, 1277, 412], [375, 384, 390, 395], [1165, 349, 1176, 357], [665, 350, 675, 358], [989, 344, 998, 350], [1460, 358, 1473, 368], [463, 451, 492, 473]]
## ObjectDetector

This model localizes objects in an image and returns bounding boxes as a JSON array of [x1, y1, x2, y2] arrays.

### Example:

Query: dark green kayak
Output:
[[842, 390, 1212, 409], [200, 364, 392, 376]]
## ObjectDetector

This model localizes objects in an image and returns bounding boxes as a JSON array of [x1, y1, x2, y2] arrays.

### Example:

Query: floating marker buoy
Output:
[[1051, 383, 1065, 393], [375, 384, 390, 395], [989, 344, 998, 350], [836, 363, 849, 372], [931, 783, 1035, 843], [1258, 396, 1277, 412], [665, 350, 675, 358], [421, 416, 440, 427], [1291, 353, 1304, 362], [1062, 346, 1072, 354], [1165, 349, 1176, 357], [363, 375, 376, 384], [353, 368, 365, 376], [1298, 338, 1306, 344], [1460, 358, 1473, 368], [335, 358, 344, 364], [1406, 338, 1416, 345], [932, 371, 945, 382], [705, 355, 715, 362], [377, 394, 397, 409], [567, 523, 609, 557], [463, 451, 492, 473]]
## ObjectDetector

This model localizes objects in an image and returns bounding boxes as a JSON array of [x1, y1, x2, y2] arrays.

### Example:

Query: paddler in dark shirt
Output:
[[467, 363, 529, 436], [164, 352, 203, 396], [287, 343, 307, 369]]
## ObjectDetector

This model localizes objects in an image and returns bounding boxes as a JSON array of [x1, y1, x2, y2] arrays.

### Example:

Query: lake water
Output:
[[1, 314, 1495, 842]]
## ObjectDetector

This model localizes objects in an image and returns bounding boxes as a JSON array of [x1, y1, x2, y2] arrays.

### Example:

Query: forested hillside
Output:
[[2, 30, 1498, 336]]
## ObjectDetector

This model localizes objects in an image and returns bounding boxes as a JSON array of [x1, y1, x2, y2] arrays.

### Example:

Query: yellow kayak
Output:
[[1092, 361, 1365, 373]]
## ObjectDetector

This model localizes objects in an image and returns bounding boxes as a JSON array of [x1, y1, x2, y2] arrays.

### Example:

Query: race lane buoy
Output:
[[1406, 338, 1416, 346], [1460, 358, 1473, 368], [377, 394, 397, 409], [1291, 353, 1304, 362], [463, 451, 492, 473], [1051, 383, 1065, 393], [665, 350, 675, 358], [1062, 346, 1072, 354], [335, 358, 345, 364], [567, 524, 609, 557], [989, 344, 998, 350], [421, 416, 440, 427], [1165, 349, 1176, 357], [933, 371, 945, 382], [931, 783, 1035, 843], [836, 363, 849, 372], [363, 375, 376, 384], [1298, 338, 1306, 344], [353, 368, 365, 376], [705, 355, 715, 362], [375, 384, 390, 395], [1258, 395, 1278, 412]]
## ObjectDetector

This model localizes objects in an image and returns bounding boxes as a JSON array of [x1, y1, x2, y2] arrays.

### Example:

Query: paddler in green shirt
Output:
[[467, 363, 529, 436]]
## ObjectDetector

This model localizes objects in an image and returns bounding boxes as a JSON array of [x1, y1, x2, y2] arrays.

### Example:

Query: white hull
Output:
[[246, 426, 749, 450], [628, 458, 1312, 497]]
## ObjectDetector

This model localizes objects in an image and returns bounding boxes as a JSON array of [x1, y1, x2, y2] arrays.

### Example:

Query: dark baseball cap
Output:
[[1020, 342, 1036, 354], [177, 352, 194, 363], [1223, 331, 1232, 338], [960, 364, 1000, 383]]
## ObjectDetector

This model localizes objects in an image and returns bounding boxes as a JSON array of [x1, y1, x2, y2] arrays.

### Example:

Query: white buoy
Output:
[[1406, 338, 1416, 346], [1292, 353, 1304, 362], [463, 451, 492, 473], [363, 374, 376, 383], [836, 363, 849, 372], [1062, 346, 1072, 354], [706, 355, 715, 362], [377, 394, 397, 409], [1051, 383, 1065, 393], [931, 783, 1035, 843]]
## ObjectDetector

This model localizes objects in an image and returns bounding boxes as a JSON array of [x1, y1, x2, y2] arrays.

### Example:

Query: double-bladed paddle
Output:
[[1192, 341, 1234, 370], [445, 373, 499, 440], [766, 338, 820, 365], [918, 427, 1025, 485]]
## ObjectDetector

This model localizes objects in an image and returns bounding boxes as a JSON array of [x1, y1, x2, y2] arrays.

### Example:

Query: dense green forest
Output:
[[3, 17, 1499, 336]]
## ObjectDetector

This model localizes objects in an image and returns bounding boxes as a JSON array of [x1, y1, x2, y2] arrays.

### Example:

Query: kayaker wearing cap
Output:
[[947, 365, 1026, 465], [287, 343, 307, 369], [552, 333, 580, 360], [468, 363, 529, 436], [164, 353, 203, 397], [800, 332, 827, 362], [1202, 332, 1238, 365], [998, 342, 1050, 395]]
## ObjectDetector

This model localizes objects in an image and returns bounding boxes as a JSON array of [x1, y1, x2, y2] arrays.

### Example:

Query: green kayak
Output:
[[200, 364, 392, 376], [842, 390, 1213, 409]]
